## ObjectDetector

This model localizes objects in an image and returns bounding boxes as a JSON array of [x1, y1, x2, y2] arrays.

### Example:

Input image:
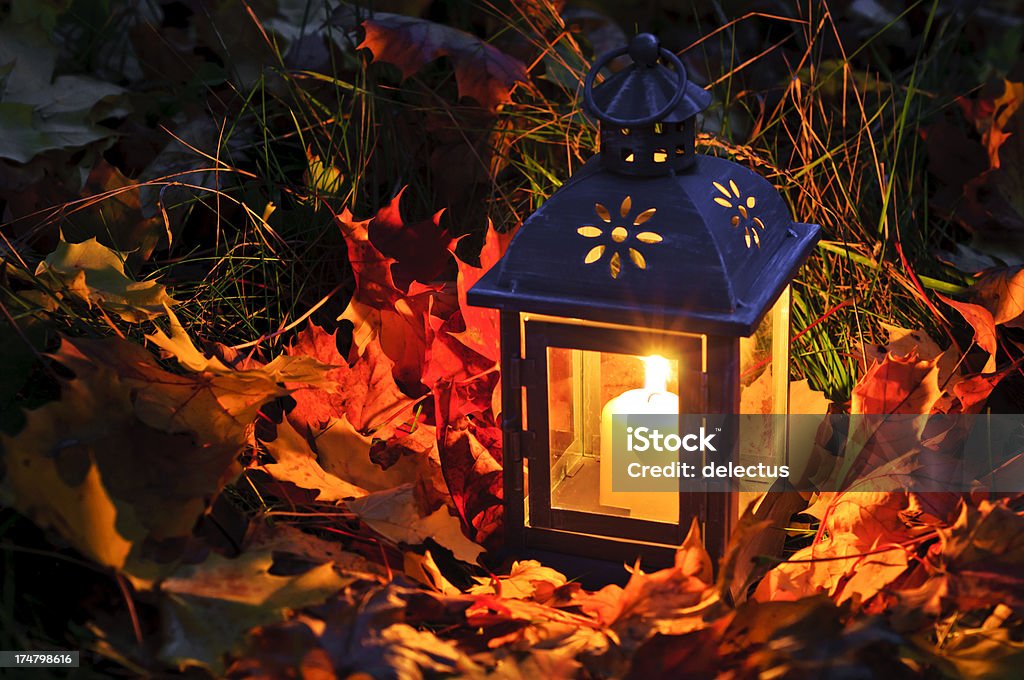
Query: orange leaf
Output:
[[937, 293, 997, 372], [971, 265, 1024, 329]]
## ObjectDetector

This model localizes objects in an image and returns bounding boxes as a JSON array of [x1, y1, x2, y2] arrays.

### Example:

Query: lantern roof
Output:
[[468, 34, 820, 337], [585, 34, 711, 127], [468, 154, 819, 336]]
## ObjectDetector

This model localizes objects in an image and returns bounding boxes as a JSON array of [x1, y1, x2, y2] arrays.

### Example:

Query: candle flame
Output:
[[643, 355, 671, 393]]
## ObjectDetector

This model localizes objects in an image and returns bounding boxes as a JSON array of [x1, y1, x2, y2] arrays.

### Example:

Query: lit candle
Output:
[[598, 355, 679, 522]]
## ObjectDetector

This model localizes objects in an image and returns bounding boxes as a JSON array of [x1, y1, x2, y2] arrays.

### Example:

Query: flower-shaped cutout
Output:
[[577, 196, 662, 279], [713, 180, 765, 248]]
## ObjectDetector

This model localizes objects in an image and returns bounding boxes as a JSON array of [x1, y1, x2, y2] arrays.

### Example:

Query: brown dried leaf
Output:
[[357, 13, 528, 111]]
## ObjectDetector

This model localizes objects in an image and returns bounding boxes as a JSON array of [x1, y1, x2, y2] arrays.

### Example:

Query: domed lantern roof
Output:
[[468, 34, 819, 336]]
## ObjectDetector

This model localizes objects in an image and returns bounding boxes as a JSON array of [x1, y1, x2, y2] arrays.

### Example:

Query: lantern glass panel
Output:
[[546, 347, 681, 524], [737, 286, 791, 514]]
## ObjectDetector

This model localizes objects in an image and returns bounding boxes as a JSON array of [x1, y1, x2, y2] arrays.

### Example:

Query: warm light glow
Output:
[[643, 355, 671, 393]]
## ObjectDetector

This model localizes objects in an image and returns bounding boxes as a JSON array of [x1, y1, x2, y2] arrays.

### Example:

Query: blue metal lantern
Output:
[[469, 34, 820, 564]]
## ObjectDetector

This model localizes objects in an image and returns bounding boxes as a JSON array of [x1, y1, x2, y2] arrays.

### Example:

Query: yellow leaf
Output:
[[34, 237, 177, 322], [347, 484, 483, 564]]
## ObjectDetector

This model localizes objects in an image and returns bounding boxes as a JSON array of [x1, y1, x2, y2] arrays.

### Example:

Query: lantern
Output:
[[468, 34, 820, 564]]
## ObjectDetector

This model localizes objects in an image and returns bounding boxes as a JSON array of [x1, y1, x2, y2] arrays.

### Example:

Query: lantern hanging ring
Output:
[[582, 35, 688, 128]]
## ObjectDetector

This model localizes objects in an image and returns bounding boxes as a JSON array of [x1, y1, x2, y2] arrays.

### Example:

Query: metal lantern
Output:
[[468, 34, 820, 564]]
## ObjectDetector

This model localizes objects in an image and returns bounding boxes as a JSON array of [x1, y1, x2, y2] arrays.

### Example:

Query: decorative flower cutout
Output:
[[577, 196, 662, 279], [713, 180, 765, 248]]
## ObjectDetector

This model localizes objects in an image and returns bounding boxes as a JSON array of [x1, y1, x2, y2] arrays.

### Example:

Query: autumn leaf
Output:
[[356, 12, 528, 111], [575, 520, 718, 636], [852, 351, 943, 416], [469, 560, 568, 600], [285, 322, 415, 439], [450, 221, 516, 363], [755, 492, 922, 606], [33, 237, 177, 322], [0, 338, 270, 583], [937, 293, 998, 372], [368, 187, 454, 290], [158, 550, 350, 672], [259, 419, 368, 502], [970, 265, 1024, 329], [437, 414, 503, 546], [346, 483, 484, 564], [334, 204, 439, 385]]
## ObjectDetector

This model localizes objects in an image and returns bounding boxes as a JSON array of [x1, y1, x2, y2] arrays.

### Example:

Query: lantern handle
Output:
[[583, 38, 688, 128]]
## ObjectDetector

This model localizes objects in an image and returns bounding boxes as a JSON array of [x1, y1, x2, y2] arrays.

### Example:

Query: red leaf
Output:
[[369, 188, 454, 290], [450, 222, 516, 363], [359, 13, 528, 111], [438, 415, 503, 546], [285, 322, 414, 439], [336, 207, 404, 308]]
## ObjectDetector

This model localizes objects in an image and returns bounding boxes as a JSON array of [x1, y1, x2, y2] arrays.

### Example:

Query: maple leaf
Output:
[[575, 520, 719, 637], [259, 418, 368, 502], [450, 221, 516, 363], [909, 499, 1024, 615], [346, 483, 484, 564], [57, 318, 327, 444], [356, 12, 528, 111], [158, 550, 350, 672], [754, 492, 924, 607], [368, 187, 454, 290], [437, 414, 504, 546], [285, 322, 415, 439], [334, 204, 439, 385], [469, 560, 568, 600], [33, 237, 177, 321], [937, 293, 998, 373], [0, 338, 271, 584], [970, 265, 1024, 329]]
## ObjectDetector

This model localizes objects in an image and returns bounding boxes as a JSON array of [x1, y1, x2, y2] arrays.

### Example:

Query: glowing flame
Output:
[[643, 355, 671, 393]]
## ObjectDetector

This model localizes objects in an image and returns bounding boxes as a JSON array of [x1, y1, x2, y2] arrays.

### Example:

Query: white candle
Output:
[[598, 356, 679, 522]]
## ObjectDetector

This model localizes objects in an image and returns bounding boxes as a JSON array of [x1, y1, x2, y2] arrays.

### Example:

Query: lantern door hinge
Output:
[[505, 428, 534, 465], [508, 356, 537, 390]]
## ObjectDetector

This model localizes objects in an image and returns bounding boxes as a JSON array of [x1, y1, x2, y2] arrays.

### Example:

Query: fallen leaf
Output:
[[346, 484, 483, 564], [437, 414, 503, 546], [368, 188, 453, 290], [450, 221, 516, 362], [34, 237, 176, 322], [260, 419, 368, 502], [285, 323, 414, 439], [937, 293, 998, 372], [355, 12, 528, 111], [970, 265, 1024, 328], [469, 560, 568, 600], [158, 550, 349, 672]]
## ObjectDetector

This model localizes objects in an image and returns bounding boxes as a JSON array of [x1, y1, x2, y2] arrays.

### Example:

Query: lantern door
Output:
[[518, 317, 707, 559]]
